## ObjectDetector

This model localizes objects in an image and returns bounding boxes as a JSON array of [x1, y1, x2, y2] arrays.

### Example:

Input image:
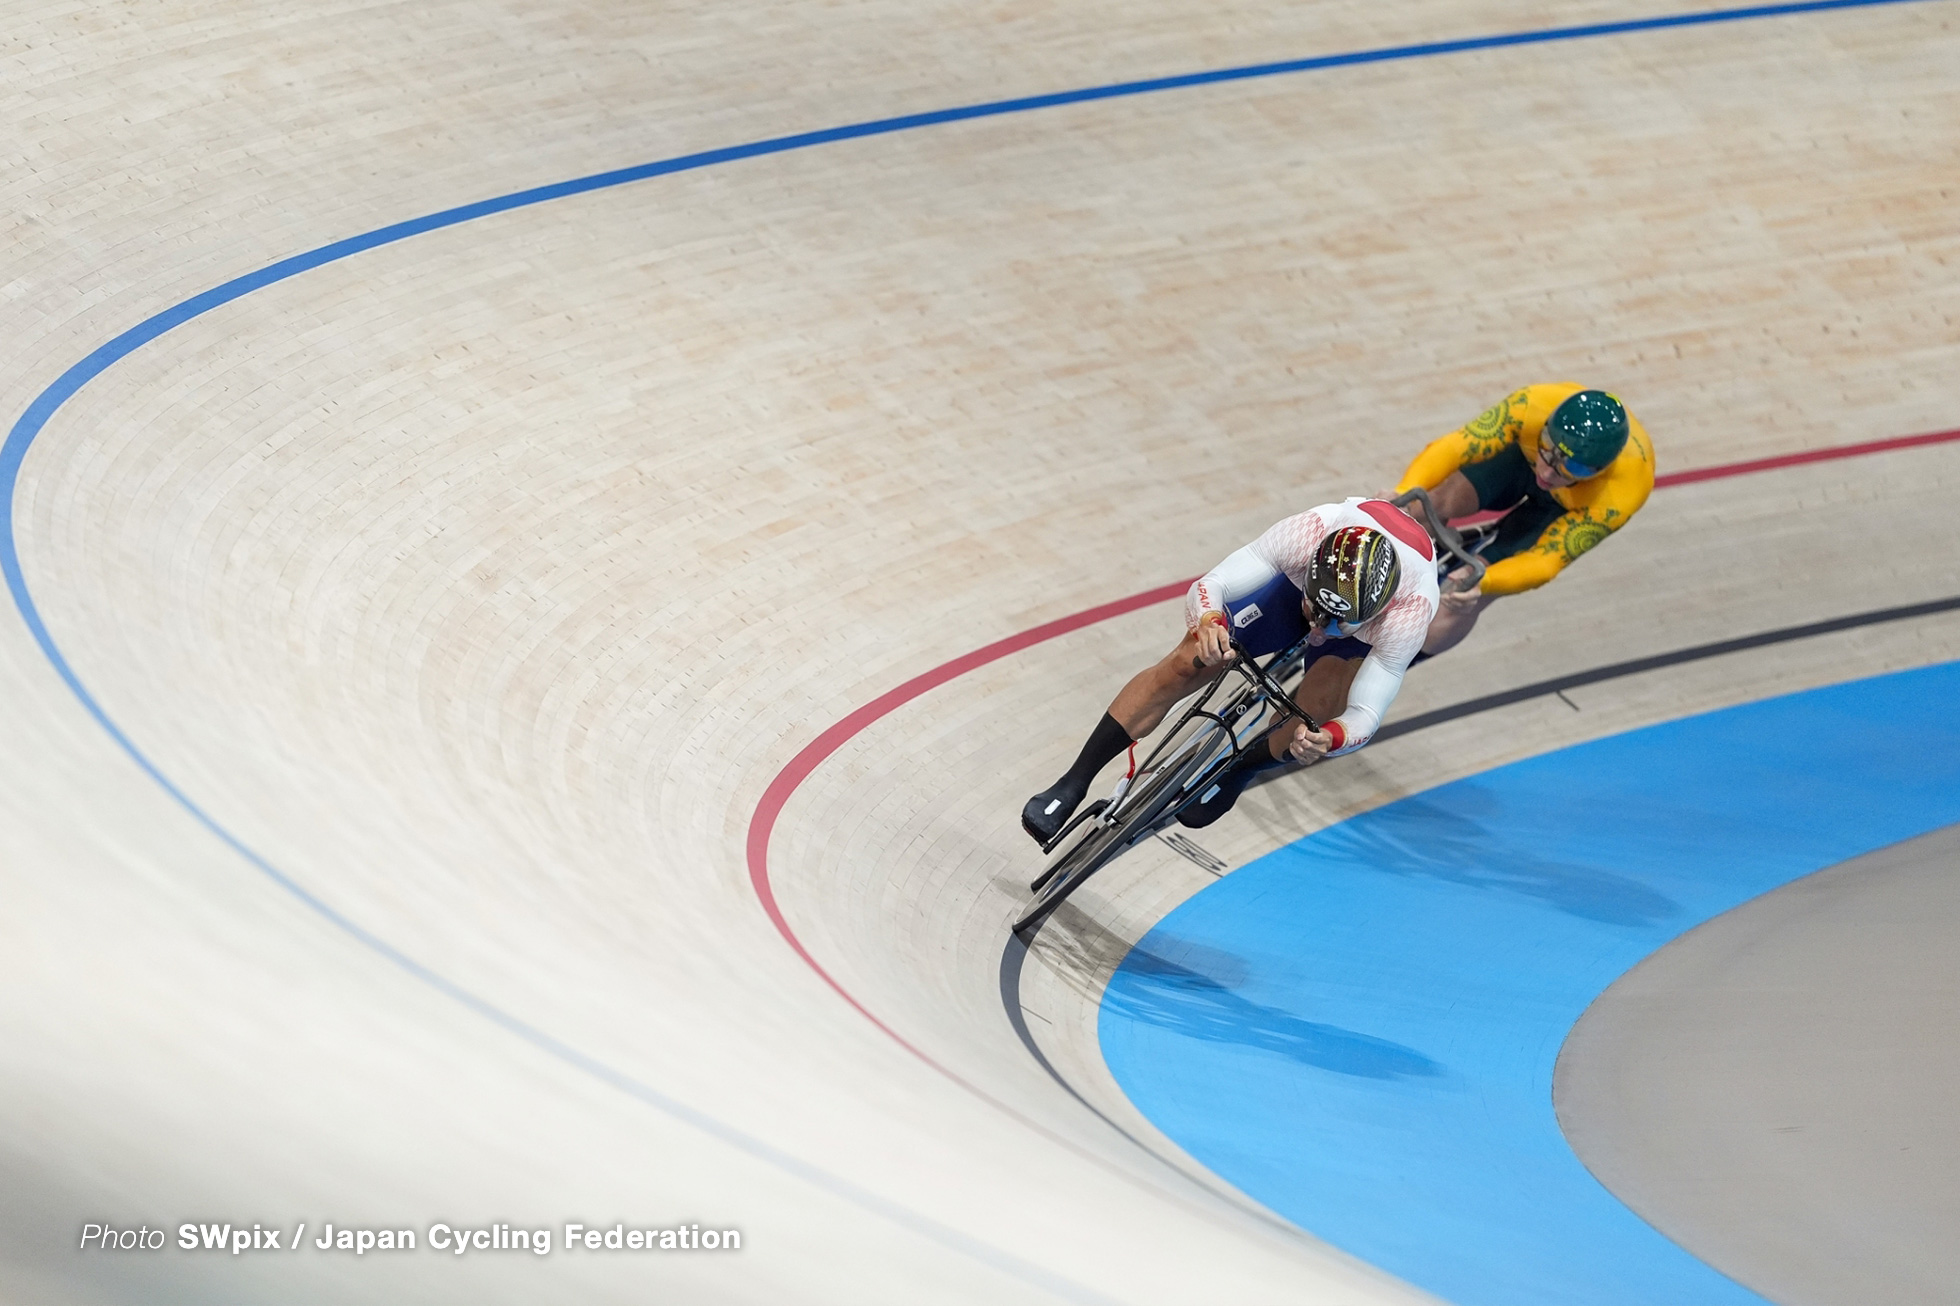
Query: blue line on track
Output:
[[1099, 661, 1960, 1304], [0, 0, 1937, 1290]]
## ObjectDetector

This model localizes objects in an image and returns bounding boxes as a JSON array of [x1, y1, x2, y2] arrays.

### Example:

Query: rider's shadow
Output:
[[1106, 944, 1443, 1082], [1305, 791, 1683, 928]]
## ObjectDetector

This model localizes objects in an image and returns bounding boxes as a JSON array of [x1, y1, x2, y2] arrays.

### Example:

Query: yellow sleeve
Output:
[[1395, 429, 1476, 493], [1479, 521, 1581, 594], [1394, 385, 1575, 493], [1481, 550, 1564, 595]]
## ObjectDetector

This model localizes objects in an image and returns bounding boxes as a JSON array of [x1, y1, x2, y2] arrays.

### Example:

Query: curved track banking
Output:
[[749, 427, 1960, 1102], [6, 0, 1959, 1301], [747, 435, 1960, 1292], [1557, 821, 1960, 1304]]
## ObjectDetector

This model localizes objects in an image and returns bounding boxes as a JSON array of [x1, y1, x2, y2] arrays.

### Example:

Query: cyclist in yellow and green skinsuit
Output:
[[1395, 384, 1654, 656]]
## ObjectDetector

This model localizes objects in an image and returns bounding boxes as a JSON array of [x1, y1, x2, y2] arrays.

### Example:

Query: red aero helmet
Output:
[[1308, 525, 1400, 626]]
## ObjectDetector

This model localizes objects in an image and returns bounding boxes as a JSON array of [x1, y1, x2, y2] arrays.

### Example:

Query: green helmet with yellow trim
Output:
[[1541, 390, 1629, 480]]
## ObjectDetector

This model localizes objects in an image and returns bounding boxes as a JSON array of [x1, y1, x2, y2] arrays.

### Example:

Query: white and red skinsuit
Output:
[[1184, 497, 1439, 755]]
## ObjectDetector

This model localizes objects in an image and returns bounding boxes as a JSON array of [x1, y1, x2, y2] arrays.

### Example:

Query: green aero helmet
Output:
[[1540, 389, 1629, 481]]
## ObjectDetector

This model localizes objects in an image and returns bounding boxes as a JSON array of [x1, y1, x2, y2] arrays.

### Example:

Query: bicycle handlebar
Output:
[[1229, 635, 1317, 735], [1390, 487, 1488, 595], [1183, 634, 1318, 732]]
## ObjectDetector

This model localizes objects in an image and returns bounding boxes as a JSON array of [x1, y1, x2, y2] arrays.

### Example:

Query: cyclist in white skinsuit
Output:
[[1022, 496, 1441, 841]]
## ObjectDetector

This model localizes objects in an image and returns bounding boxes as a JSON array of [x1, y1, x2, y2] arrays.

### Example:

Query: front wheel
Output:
[[1012, 718, 1233, 937]]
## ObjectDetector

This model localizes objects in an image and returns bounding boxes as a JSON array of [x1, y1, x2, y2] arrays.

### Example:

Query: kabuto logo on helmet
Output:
[[1309, 523, 1402, 628]]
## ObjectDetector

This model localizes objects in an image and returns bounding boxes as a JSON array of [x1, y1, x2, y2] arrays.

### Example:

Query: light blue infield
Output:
[[1100, 659, 1960, 1305]]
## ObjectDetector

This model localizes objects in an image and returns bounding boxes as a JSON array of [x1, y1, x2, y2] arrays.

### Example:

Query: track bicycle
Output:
[[1010, 630, 1314, 937], [1010, 488, 1487, 939]]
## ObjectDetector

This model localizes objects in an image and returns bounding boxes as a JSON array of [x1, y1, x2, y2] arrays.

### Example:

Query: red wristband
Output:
[[1323, 720, 1347, 752]]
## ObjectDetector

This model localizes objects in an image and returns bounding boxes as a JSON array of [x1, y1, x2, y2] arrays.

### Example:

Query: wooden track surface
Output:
[[3, 0, 1956, 1300]]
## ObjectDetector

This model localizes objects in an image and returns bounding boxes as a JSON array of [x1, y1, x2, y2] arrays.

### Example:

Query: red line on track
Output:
[[744, 426, 1960, 1071], [744, 581, 1191, 1067], [1653, 427, 1960, 487]]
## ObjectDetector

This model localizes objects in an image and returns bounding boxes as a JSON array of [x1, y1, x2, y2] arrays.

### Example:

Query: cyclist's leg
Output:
[[1253, 636, 1375, 760], [1282, 651, 1363, 753], [1421, 583, 1497, 657], [1023, 627, 1221, 843], [1108, 627, 1222, 738]]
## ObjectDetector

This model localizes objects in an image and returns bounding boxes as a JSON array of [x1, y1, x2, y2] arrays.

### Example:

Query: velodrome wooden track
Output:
[[4, 0, 1957, 1301]]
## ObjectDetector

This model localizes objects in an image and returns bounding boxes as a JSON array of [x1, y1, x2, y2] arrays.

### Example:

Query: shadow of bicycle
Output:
[[1106, 942, 1443, 1081], [1024, 896, 1159, 1000], [1310, 794, 1683, 927]]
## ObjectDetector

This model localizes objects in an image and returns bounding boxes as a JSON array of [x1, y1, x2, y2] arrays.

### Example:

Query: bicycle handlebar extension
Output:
[[1389, 487, 1488, 595]]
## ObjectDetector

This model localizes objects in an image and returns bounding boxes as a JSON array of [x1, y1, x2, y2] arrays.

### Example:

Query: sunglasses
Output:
[[1309, 604, 1366, 636]]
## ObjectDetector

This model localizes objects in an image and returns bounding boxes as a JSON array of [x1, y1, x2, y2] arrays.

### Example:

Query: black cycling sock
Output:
[[1023, 712, 1134, 843], [1057, 712, 1133, 795]]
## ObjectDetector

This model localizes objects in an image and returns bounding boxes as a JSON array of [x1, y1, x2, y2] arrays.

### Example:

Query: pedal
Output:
[[1030, 799, 1110, 888]]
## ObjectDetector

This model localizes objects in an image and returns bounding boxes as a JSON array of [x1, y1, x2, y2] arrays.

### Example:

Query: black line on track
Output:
[[1370, 593, 1960, 747], [1001, 592, 1960, 1170], [999, 936, 1318, 1242]]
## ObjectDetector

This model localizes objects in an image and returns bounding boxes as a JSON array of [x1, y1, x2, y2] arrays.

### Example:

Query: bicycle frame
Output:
[[1036, 634, 1315, 857]]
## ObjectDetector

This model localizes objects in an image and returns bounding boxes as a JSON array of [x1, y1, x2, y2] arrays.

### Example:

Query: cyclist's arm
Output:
[[1324, 656, 1401, 755], [1185, 542, 1276, 628], [1323, 591, 1434, 755], [1480, 505, 1620, 594], [1478, 448, 1651, 594], [1185, 511, 1327, 627], [1395, 431, 1474, 494], [1394, 387, 1548, 494], [1479, 546, 1568, 595]]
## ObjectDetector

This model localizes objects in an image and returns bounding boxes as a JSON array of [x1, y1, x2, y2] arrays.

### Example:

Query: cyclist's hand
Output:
[[1285, 722, 1336, 761], [1439, 567, 1482, 609], [1195, 613, 1236, 666]]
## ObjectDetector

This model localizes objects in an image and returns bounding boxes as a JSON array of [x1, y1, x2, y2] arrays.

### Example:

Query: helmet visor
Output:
[[1538, 428, 1603, 481]]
